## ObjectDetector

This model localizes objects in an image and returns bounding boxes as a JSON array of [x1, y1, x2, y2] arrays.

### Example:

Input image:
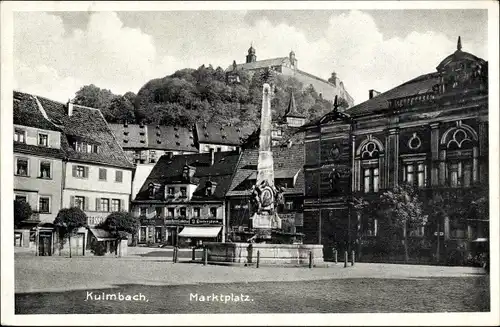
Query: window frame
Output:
[[74, 196, 85, 210], [115, 170, 123, 183], [111, 199, 121, 212], [100, 198, 110, 212], [180, 187, 187, 198], [15, 157, 29, 177], [14, 129, 26, 143], [210, 207, 217, 218], [193, 207, 201, 218], [38, 195, 51, 213], [38, 133, 49, 147], [98, 168, 107, 181], [39, 160, 52, 179]]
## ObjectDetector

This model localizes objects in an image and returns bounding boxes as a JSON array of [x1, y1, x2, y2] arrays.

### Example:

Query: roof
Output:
[[14, 143, 65, 159], [345, 72, 440, 116], [226, 57, 289, 72], [134, 151, 241, 202], [35, 96, 134, 169], [109, 124, 198, 152], [13, 91, 60, 131], [89, 228, 116, 241], [227, 144, 305, 197], [283, 91, 305, 119], [194, 123, 254, 146]]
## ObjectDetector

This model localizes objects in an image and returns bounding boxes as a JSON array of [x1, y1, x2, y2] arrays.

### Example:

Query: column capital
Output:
[[387, 128, 399, 135], [430, 122, 440, 129]]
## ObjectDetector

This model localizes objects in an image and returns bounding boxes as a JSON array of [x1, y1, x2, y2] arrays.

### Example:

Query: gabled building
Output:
[[131, 150, 240, 247], [13, 91, 65, 253], [302, 38, 489, 264], [226, 144, 305, 242], [13, 91, 134, 256], [226, 45, 354, 106], [38, 97, 135, 230]]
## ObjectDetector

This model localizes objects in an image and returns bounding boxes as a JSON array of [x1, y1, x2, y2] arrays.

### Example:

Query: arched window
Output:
[[355, 138, 384, 193], [441, 123, 478, 188]]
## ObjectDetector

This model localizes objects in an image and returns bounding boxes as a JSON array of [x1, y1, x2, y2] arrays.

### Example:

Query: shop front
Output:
[[177, 218, 223, 248]]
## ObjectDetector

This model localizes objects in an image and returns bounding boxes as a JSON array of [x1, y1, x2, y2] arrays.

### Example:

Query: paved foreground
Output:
[[14, 256, 489, 314]]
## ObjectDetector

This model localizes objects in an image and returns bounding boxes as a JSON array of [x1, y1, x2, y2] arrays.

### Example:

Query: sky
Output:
[[13, 9, 488, 105]]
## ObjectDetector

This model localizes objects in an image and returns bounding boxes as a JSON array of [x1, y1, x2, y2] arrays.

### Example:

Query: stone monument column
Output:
[[250, 83, 282, 240], [257, 83, 275, 186]]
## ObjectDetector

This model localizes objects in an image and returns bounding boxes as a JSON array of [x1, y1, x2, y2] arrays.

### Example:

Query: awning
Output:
[[178, 226, 222, 238], [89, 228, 116, 241]]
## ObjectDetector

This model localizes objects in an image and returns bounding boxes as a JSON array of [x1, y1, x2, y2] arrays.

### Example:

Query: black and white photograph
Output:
[[1, 1, 498, 325]]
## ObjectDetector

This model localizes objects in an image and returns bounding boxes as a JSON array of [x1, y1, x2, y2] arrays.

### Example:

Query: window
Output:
[[39, 161, 51, 179], [180, 187, 187, 198], [210, 207, 217, 218], [179, 207, 186, 217], [149, 150, 156, 163], [14, 129, 26, 143], [38, 197, 50, 213], [193, 207, 201, 218], [111, 199, 121, 212], [448, 161, 473, 188], [206, 187, 213, 196], [115, 170, 123, 183], [139, 226, 147, 243], [140, 207, 147, 216], [363, 217, 378, 237], [285, 201, 294, 210], [155, 207, 162, 217], [74, 196, 85, 210], [16, 158, 28, 176], [99, 168, 107, 181], [363, 167, 379, 193], [403, 162, 427, 188], [216, 147, 222, 152], [168, 208, 175, 217], [37, 133, 48, 147], [73, 141, 98, 153], [15, 195, 27, 202], [73, 165, 88, 178], [167, 187, 175, 196], [100, 198, 110, 212]]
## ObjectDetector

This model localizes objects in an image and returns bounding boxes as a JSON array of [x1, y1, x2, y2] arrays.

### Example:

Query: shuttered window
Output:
[[115, 170, 123, 183], [99, 168, 107, 181]]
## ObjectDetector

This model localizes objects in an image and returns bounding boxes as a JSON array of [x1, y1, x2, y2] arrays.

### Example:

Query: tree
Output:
[[53, 207, 87, 258], [14, 200, 32, 228], [99, 211, 139, 250], [379, 184, 428, 263], [350, 196, 370, 258]]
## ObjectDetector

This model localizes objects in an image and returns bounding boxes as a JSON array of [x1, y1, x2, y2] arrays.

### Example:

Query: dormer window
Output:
[[73, 140, 99, 153], [175, 134, 179, 138], [124, 131, 129, 136], [156, 131, 161, 136], [14, 129, 26, 143], [140, 131, 145, 136], [205, 181, 216, 196], [38, 133, 49, 147]]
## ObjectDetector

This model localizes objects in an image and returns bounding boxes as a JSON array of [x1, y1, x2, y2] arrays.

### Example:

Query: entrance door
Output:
[[155, 227, 162, 243], [38, 233, 52, 256]]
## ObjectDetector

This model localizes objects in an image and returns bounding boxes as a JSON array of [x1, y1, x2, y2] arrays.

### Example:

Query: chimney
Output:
[[67, 99, 74, 116], [209, 148, 215, 165], [369, 89, 381, 99]]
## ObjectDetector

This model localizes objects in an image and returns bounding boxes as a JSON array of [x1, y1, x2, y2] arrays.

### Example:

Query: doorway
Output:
[[38, 232, 52, 256]]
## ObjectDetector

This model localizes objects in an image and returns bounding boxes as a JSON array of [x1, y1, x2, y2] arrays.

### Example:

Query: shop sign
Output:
[[190, 218, 223, 225]]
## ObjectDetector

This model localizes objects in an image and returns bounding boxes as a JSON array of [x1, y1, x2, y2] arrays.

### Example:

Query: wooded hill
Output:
[[72, 65, 350, 130]]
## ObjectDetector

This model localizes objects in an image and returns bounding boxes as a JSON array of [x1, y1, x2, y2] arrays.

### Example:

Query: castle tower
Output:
[[246, 44, 257, 63], [289, 50, 297, 69]]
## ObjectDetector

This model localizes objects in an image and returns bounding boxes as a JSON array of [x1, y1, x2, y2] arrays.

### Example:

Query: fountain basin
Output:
[[204, 242, 324, 266]]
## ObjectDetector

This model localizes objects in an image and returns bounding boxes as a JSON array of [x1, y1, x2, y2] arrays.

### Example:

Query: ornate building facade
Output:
[[303, 38, 489, 264]]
